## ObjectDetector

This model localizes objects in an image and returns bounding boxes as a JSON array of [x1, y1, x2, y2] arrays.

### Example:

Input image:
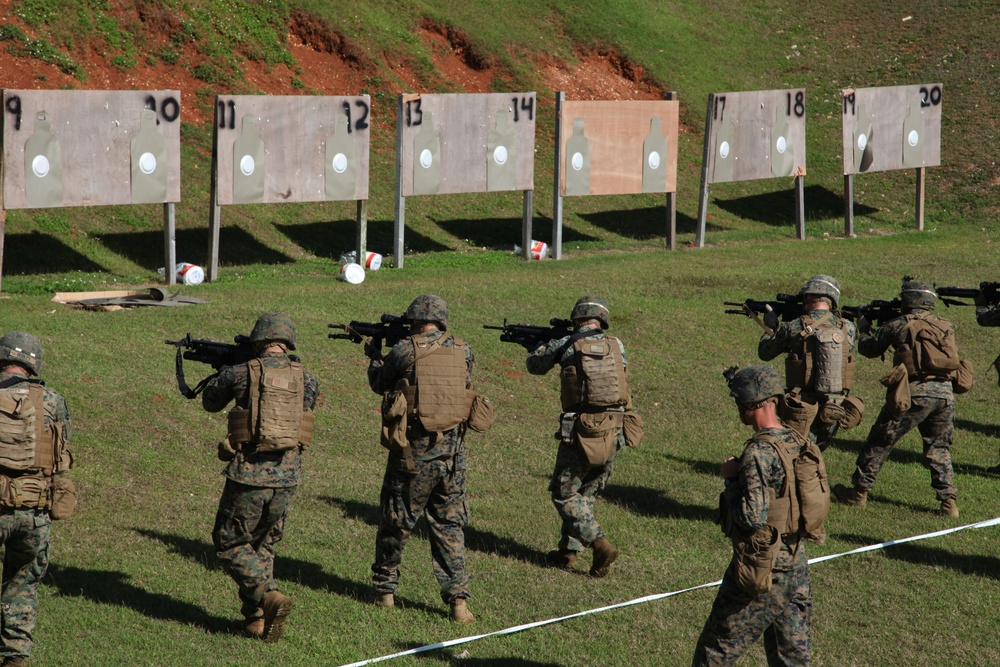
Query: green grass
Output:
[[1, 1, 999, 665]]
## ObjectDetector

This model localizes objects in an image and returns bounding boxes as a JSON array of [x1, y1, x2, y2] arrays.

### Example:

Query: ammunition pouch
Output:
[[950, 359, 974, 395], [0, 474, 47, 510], [732, 525, 780, 596], [816, 401, 845, 427], [881, 363, 911, 418], [574, 411, 622, 467], [778, 388, 819, 441], [838, 395, 866, 430], [50, 476, 76, 520], [622, 411, 644, 449], [381, 385, 415, 471], [466, 392, 495, 433], [217, 436, 239, 462]]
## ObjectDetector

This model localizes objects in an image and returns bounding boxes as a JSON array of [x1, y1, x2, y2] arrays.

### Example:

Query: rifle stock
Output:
[[328, 314, 410, 350], [484, 318, 573, 350], [164, 333, 262, 399]]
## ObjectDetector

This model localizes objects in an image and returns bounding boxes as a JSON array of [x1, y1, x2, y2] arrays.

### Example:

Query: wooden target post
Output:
[[697, 88, 807, 247], [841, 84, 943, 236], [0, 89, 182, 291], [552, 93, 680, 257], [394, 92, 536, 268], [210, 94, 371, 281]]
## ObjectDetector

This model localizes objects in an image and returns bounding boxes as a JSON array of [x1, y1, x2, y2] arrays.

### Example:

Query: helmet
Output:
[[404, 295, 449, 330], [570, 296, 610, 329], [900, 279, 936, 311], [724, 365, 783, 404], [800, 274, 841, 310], [0, 331, 43, 375], [249, 312, 296, 350]]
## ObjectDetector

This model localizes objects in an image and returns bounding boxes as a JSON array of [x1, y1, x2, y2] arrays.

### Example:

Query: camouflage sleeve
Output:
[[201, 364, 241, 413], [725, 440, 782, 533], [526, 335, 571, 375], [845, 318, 859, 352], [45, 388, 72, 443], [977, 307, 1000, 327], [617, 338, 628, 368], [757, 321, 796, 361], [465, 342, 475, 385], [368, 339, 412, 393], [303, 368, 319, 410], [857, 319, 896, 359]]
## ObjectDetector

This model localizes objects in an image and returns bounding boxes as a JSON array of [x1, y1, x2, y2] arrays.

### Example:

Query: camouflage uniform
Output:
[[693, 425, 812, 667], [526, 325, 628, 554], [974, 304, 1000, 473], [850, 308, 957, 500], [202, 352, 319, 622], [758, 286, 859, 450], [0, 370, 72, 663], [368, 328, 474, 604]]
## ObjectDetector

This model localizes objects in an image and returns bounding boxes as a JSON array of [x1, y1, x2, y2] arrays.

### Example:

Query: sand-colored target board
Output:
[[558, 100, 679, 197], [398, 93, 536, 197], [213, 95, 370, 205], [704, 88, 806, 184], [2, 89, 181, 209], [840, 84, 942, 175]]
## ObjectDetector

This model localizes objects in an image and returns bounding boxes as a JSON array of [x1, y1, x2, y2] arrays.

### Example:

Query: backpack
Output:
[[759, 430, 829, 542], [894, 314, 960, 376]]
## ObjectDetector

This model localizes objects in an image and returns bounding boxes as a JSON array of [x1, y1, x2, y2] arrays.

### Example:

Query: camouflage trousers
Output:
[[549, 439, 620, 553], [0, 508, 51, 660], [693, 543, 812, 667], [852, 396, 956, 500], [213, 480, 296, 619], [372, 450, 470, 604]]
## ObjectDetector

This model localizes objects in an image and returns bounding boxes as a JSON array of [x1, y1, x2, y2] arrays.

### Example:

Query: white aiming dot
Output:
[[493, 145, 508, 165], [332, 153, 348, 174], [857, 134, 868, 151], [571, 152, 584, 171], [648, 151, 661, 170], [31, 155, 50, 178], [139, 152, 157, 175], [908, 130, 919, 147], [719, 141, 730, 159], [239, 155, 255, 176], [419, 149, 433, 169], [776, 136, 787, 154]]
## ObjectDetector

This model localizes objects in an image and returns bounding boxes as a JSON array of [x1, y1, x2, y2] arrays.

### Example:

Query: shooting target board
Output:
[[398, 93, 536, 196], [557, 99, 679, 196], [213, 95, 370, 205], [2, 89, 181, 209], [704, 88, 806, 184], [840, 84, 942, 174]]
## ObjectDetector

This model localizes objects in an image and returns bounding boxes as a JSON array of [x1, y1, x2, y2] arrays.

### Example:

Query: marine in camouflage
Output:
[[368, 326, 474, 603], [202, 344, 319, 623], [0, 332, 43, 376], [527, 323, 629, 555], [693, 424, 812, 667], [404, 295, 450, 331], [249, 312, 297, 350], [570, 295, 610, 329], [0, 359, 72, 661], [725, 365, 783, 404]]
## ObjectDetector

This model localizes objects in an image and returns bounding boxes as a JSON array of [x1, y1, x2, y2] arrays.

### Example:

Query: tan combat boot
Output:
[[590, 537, 619, 578], [450, 598, 476, 624], [242, 617, 265, 638], [545, 549, 577, 570], [935, 497, 959, 517], [833, 484, 867, 507], [374, 592, 395, 608], [261, 591, 293, 643]]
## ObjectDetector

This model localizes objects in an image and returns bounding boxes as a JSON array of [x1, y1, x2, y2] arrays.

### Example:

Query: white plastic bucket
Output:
[[364, 252, 383, 271], [529, 240, 548, 261], [337, 262, 365, 284], [175, 262, 204, 285]]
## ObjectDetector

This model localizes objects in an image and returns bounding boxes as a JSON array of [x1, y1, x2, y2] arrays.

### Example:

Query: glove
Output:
[[364, 338, 382, 360], [974, 292, 988, 308], [763, 305, 779, 332], [857, 315, 871, 334]]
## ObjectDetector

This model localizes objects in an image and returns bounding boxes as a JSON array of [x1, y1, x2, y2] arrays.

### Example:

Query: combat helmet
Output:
[[570, 296, 610, 329], [800, 275, 841, 310], [0, 331, 43, 375], [404, 295, 449, 330], [249, 312, 297, 350], [724, 365, 783, 405], [900, 279, 937, 311]]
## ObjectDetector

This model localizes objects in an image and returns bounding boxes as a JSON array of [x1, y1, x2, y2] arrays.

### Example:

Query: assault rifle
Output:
[[328, 314, 410, 351], [724, 293, 803, 336], [935, 281, 1000, 308], [164, 333, 299, 399], [483, 318, 573, 350], [840, 299, 903, 328]]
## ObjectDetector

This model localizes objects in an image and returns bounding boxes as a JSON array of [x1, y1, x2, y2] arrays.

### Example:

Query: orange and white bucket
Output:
[[529, 240, 548, 260], [337, 262, 365, 284], [364, 251, 383, 271]]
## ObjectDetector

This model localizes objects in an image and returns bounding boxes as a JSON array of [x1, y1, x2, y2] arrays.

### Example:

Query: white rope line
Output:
[[338, 516, 1000, 667]]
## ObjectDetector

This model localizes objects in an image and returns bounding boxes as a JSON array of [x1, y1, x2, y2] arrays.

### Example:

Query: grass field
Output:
[[1, 1, 999, 666]]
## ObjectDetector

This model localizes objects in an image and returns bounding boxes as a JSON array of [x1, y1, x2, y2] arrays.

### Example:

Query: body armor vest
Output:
[[0, 382, 60, 475], [758, 432, 828, 541], [228, 359, 313, 452], [784, 313, 855, 394], [560, 335, 630, 412], [406, 334, 470, 433]]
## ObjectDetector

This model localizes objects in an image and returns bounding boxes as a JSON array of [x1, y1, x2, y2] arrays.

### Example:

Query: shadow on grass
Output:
[[45, 563, 236, 634], [2, 231, 106, 275], [275, 219, 452, 258], [95, 227, 293, 271], [322, 496, 547, 566], [954, 417, 1000, 440], [412, 647, 565, 666], [436, 215, 600, 250], [577, 205, 703, 239], [659, 452, 725, 478], [826, 435, 998, 478], [602, 484, 717, 523], [132, 528, 451, 615], [712, 184, 877, 226], [834, 533, 1000, 581]]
